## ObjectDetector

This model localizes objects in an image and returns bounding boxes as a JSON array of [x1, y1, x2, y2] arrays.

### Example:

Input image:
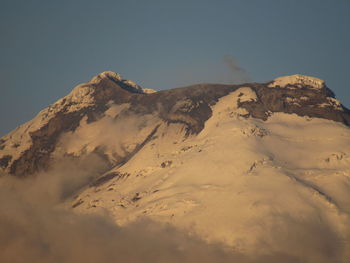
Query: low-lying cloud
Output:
[[0, 170, 297, 263], [0, 157, 349, 263]]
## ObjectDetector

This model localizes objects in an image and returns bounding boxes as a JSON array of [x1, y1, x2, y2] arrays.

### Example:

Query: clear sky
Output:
[[1, 0, 349, 136]]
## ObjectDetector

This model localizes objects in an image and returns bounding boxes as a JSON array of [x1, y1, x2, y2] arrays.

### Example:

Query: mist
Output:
[[1, 156, 349, 263], [0, 167, 300, 263]]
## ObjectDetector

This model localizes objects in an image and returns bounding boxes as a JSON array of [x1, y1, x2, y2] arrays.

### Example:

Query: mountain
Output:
[[1, 72, 350, 262], [1, 72, 349, 177]]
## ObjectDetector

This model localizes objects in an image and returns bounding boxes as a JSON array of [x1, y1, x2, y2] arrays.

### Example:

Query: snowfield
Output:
[[71, 89, 350, 262]]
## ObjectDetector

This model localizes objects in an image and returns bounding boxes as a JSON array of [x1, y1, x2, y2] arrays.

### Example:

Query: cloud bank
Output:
[[0, 156, 349, 263]]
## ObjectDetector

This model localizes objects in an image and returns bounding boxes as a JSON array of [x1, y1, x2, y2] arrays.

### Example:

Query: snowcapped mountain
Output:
[[0, 72, 348, 177], [1, 72, 350, 262]]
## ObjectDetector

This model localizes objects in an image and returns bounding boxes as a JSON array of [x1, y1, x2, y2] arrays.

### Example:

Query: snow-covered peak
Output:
[[90, 71, 156, 94], [54, 71, 156, 113], [90, 71, 123, 84], [268, 74, 325, 89]]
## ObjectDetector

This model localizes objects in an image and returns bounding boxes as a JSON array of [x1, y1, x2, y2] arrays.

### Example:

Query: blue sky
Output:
[[1, 0, 349, 135]]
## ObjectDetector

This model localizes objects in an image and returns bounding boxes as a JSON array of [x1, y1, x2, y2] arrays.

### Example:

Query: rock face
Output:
[[0, 73, 349, 177], [1, 72, 350, 262]]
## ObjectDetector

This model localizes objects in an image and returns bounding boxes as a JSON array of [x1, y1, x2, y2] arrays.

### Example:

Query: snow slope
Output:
[[72, 88, 350, 262], [268, 74, 325, 89], [0, 72, 156, 175]]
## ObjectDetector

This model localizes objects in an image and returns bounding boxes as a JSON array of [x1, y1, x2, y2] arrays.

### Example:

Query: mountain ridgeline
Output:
[[0, 72, 349, 177]]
